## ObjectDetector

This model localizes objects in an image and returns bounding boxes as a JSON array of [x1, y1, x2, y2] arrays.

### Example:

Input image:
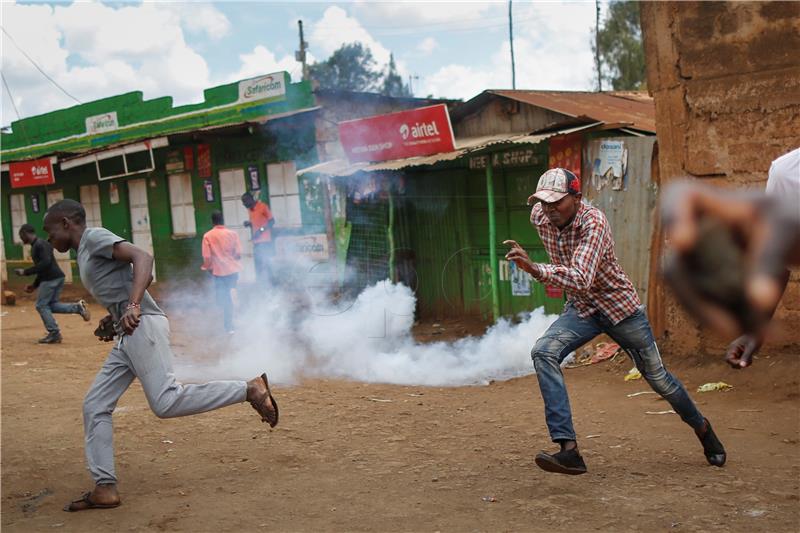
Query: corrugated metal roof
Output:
[[488, 90, 656, 133], [297, 123, 600, 178]]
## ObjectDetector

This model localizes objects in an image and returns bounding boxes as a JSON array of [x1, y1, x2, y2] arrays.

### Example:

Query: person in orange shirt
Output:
[[241, 192, 276, 287], [202, 211, 242, 334]]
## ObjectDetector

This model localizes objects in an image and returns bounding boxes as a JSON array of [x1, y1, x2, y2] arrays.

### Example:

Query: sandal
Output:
[[249, 373, 279, 428], [63, 491, 121, 512]]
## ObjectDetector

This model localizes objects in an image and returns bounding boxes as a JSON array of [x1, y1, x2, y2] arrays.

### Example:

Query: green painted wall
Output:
[[2, 112, 319, 284]]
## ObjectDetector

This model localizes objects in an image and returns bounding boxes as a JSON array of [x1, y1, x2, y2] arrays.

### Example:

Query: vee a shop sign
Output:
[[338, 104, 456, 163], [238, 72, 287, 104]]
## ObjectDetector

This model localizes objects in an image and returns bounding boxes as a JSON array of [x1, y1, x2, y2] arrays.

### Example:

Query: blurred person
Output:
[[662, 147, 799, 369], [201, 210, 242, 334], [14, 223, 90, 343], [43, 199, 279, 512], [241, 191, 276, 287], [504, 168, 725, 476]]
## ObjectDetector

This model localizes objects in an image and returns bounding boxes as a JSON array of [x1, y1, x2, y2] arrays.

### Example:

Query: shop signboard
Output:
[[237, 72, 287, 104], [9, 158, 55, 188], [338, 104, 455, 163]]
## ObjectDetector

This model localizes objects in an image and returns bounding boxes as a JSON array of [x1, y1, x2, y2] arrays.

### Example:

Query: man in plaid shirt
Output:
[[505, 168, 726, 475]]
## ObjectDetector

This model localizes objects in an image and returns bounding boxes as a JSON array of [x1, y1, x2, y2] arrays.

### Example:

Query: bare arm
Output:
[[111, 241, 153, 335]]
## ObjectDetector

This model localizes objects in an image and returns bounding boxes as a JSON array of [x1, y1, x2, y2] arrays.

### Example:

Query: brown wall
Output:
[[641, 1, 800, 355], [453, 96, 569, 137]]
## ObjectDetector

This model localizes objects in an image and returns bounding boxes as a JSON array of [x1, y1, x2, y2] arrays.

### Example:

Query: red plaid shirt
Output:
[[530, 201, 640, 324]]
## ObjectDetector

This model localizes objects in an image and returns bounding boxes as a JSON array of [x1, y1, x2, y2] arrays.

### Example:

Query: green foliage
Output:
[[309, 43, 380, 92], [595, 1, 646, 91], [381, 54, 412, 97], [310, 44, 412, 96]]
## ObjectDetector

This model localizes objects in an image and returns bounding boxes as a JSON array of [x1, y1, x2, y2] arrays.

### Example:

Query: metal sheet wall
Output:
[[582, 137, 657, 305]]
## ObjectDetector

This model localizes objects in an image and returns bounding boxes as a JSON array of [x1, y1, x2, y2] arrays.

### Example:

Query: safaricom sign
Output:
[[238, 73, 287, 103], [85, 112, 119, 135]]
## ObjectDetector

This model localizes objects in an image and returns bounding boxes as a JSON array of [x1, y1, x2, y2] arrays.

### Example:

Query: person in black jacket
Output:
[[15, 224, 91, 343]]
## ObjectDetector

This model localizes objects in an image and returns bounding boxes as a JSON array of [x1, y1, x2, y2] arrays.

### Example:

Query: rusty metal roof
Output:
[[453, 90, 656, 133]]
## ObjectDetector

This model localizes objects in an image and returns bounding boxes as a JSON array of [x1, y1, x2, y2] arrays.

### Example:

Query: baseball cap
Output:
[[532, 168, 581, 203]]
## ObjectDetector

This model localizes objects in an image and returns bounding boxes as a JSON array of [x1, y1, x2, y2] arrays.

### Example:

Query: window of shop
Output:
[[267, 161, 301, 227], [80, 184, 103, 228], [168, 173, 196, 237]]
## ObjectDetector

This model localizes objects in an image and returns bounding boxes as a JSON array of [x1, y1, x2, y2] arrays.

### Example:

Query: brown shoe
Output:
[[247, 373, 279, 427]]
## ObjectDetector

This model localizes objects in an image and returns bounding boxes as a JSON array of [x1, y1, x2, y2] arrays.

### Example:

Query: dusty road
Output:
[[2, 294, 799, 532]]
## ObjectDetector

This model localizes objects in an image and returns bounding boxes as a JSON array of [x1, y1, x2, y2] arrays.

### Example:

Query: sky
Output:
[[1, 1, 606, 125]]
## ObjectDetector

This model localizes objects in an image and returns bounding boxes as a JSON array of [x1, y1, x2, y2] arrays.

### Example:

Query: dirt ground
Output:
[[2, 291, 799, 532]]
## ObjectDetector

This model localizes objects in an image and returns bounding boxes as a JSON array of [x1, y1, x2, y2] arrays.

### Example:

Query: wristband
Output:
[[126, 302, 141, 311]]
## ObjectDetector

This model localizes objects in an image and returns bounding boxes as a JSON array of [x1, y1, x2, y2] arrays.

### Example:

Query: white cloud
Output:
[[352, 1, 497, 26], [308, 6, 392, 66], [419, 1, 596, 100], [0, 1, 233, 122], [231, 45, 303, 83], [421, 64, 493, 101], [417, 37, 438, 55]]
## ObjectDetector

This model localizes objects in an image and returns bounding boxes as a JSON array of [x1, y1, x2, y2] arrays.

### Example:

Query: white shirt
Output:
[[765, 148, 799, 204]]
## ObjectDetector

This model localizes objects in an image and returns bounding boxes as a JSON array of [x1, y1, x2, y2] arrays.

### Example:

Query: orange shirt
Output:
[[201, 225, 242, 277], [248, 200, 274, 243]]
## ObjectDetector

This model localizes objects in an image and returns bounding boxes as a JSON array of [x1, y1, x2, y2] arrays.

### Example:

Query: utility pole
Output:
[[595, 0, 602, 92], [408, 74, 419, 96], [509, 0, 516, 89], [296, 20, 309, 82]]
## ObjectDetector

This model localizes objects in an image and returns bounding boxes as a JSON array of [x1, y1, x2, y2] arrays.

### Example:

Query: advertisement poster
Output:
[[338, 104, 455, 163], [510, 261, 531, 296], [197, 144, 212, 178], [9, 158, 55, 188], [203, 180, 215, 202], [591, 140, 628, 191], [109, 182, 120, 204], [30, 194, 40, 213], [248, 165, 260, 190], [166, 149, 184, 174], [183, 146, 194, 170], [548, 134, 582, 177]]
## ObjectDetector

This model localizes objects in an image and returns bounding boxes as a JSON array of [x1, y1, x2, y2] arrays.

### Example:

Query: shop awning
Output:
[[298, 123, 601, 178]]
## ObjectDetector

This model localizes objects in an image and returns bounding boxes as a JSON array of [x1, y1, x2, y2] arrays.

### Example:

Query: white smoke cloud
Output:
[[170, 275, 559, 388]]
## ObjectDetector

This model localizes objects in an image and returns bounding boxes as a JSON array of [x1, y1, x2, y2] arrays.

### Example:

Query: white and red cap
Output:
[[532, 168, 582, 203]]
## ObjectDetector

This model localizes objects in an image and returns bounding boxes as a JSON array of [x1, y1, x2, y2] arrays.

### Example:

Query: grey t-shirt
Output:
[[77, 227, 164, 327]]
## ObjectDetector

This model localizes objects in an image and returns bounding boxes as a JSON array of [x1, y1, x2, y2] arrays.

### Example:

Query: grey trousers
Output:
[[83, 314, 247, 484]]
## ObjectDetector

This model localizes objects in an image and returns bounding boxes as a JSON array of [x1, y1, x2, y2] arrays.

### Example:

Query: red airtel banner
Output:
[[338, 104, 456, 163], [9, 158, 56, 188]]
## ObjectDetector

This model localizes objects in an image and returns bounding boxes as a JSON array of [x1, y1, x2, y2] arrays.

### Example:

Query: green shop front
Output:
[[1, 72, 325, 286]]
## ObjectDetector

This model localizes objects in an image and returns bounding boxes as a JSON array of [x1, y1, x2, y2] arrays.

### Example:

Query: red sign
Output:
[[197, 144, 212, 178], [548, 134, 582, 178], [9, 158, 55, 188], [338, 104, 455, 163]]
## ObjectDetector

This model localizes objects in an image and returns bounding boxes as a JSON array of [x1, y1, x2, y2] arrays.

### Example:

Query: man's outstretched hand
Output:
[[724, 334, 763, 369], [503, 240, 539, 277]]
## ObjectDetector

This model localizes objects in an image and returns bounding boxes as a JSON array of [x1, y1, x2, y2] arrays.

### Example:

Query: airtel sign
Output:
[[338, 104, 455, 163], [9, 158, 56, 189]]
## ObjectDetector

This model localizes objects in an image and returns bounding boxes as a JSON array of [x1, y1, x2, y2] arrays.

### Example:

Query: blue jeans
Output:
[[531, 304, 705, 442], [213, 273, 238, 332], [36, 277, 80, 334]]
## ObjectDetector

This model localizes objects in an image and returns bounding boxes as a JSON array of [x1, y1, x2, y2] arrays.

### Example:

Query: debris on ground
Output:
[[481, 496, 497, 503], [627, 391, 656, 398], [4, 290, 16, 305], [624, 367, 642, 381], [369, 398, 393, 403], [697, 382, 733, 393], [645, 410, 676, 415], [566, 341, 622, 368]]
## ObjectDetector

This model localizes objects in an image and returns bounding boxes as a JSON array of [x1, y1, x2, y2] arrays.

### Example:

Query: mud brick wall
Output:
[[641, 2, 800, 355]]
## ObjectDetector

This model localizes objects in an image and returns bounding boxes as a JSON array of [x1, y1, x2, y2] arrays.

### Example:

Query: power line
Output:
[[1, 26, 82, 105], [1, 71, 22, 121]]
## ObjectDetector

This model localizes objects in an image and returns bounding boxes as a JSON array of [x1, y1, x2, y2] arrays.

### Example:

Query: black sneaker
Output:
[[535, 448, 587, 475], [77, 299, 91, 322], [696, 418, 726, 467], [38, 332, 63, 344]]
